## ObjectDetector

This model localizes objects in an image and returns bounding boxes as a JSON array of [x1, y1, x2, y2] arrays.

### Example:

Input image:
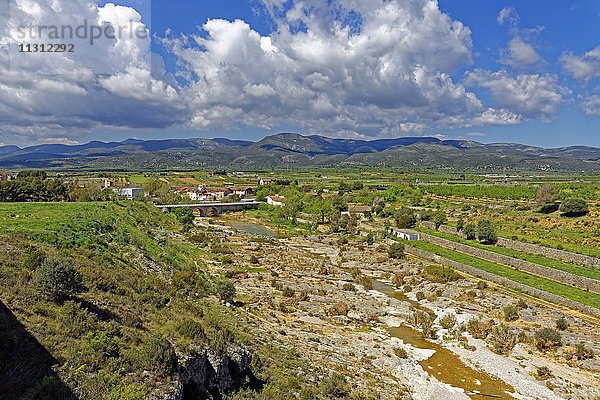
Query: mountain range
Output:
[[1, 133, 599, 172]]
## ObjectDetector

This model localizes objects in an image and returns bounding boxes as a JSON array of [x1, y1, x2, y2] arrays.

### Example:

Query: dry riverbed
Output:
[[205, 223, 600, 400]]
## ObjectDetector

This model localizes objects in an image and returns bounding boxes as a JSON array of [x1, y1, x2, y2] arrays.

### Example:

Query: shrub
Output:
[[391, 272, 405, 287], [364, 232, 375, 245], [59, 301, 97, 336], [415, 292, 425, 301], [23, 248, 46, 270], [138, 337, 176, 377], [477, 220, 497, 244], [534, 366, 552, 380], [464, 224, 477, 240], [410, 310, 436, 339], [387, 243, 405, 259], [574, 343, 594, 360], [503, 305, 519, 322], [440, 313, 457, 329], [282, 287, 295, 298], [534, 328, 562, 352], [342, 283, 355, 291], [394, 347, 408, 358], [328, 302, 349, 316], [555, 317, 569, 331], [559, 198, 589, 217], [357, 275, 373, 290], [476, 281, 488, 290], [320, 372, 349, 398], [466, 317, 493, 339], [249, 255, 259, 264], [32, 256, 83, 302], [516, 298, 528, 309], [176, 320, 206, 341], [424, 264, 459, 283], [488, 324, 518, 355], [214, 278, 236, 303]]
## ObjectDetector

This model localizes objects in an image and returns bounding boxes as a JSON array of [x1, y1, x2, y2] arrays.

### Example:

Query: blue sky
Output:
[[3, 0, 600, 147]]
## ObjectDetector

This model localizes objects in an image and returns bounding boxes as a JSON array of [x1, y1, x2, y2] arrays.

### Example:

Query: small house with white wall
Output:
[[113, 187, 145, 200], [266, 195, 285, 207], [389, 228, 420, 241]]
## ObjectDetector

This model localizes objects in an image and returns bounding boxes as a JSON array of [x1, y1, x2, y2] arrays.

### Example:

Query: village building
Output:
[[113, 187, 145, 200], [388, 228, 420, 241], [341, 205, 372, 220], [266, 195, 285, 207], [258, 177, 274, 186]]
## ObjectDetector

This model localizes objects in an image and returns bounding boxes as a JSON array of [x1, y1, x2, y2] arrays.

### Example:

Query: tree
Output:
[[331, 195, 348, 212], [560, 198, 589, 217], [32, 257, 83, 302], [394, 207, 416, 229], [535, 184, 559, 214], [173, 207, 194, 226], [464, 223, 477, 240], [387, 243, 405, 259], [456, 218, 465, 232], [477, 220, 497, 244], [434, 210, 447, 230]]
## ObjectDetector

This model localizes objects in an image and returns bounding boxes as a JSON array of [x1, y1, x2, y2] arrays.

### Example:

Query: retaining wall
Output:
[[405, 246, 600, 318], [420, 221, 600, 269], [418, 233, 600, 294]]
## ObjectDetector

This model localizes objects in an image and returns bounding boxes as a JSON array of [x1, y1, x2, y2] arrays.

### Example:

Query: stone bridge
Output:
[[156, 201, 261, 217]]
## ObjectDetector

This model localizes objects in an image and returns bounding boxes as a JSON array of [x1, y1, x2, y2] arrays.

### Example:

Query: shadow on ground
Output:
[[0, 301, 75, 400]]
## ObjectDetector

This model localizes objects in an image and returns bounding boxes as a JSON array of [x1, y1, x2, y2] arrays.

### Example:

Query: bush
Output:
[[32, 256, 83, 302], [391, 272, 405, 287], [214, 278, 236, 303], [342, 283, 355, 291], [138, 337, 176, 377], [394, 347, 408, 358], [364, 232, 375, 245], [534, 366, 552, 380], [555, 317, 569, 331], [176, 320, 206, 341], [387, 243, 405, 259], [477, 220, 497, 244], [424, 264, 459, 283], [249, 255, 259, 264], [488, 324, 518, 355], [440, 313, 457, 329], [320, 372, 350, 398], [410, 310, 435, 338], [464, 224, 477, 240], [503, 305, 519, 322], [466, 317, 493, 339], [282, 287, 295, 298], [534, 328, 562, 352], [328, 302, 349, 316], [476, 281, 488, 290], [59, 301, 97, 336], [415, 292, 425, 301], [560, 198, 589, 217], [456, 218, 465, 232], [574, 343, 594, 360]]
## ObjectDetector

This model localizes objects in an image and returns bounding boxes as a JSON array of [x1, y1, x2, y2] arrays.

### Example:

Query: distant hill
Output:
[[0, 133, 598, 172]]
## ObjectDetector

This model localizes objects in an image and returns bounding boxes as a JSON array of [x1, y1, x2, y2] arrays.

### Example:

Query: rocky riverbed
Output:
[[205, 224, 600, 400]]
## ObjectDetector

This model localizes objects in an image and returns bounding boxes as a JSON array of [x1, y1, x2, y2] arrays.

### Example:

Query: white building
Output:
[[266, 195, 285, 207], [389, 228, 420, 241], [113, 187, 145, 200]]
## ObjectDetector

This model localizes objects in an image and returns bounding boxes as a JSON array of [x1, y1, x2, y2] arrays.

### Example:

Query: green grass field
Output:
[[415, 227, 600, 281], [407, 240, 600, 309]]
